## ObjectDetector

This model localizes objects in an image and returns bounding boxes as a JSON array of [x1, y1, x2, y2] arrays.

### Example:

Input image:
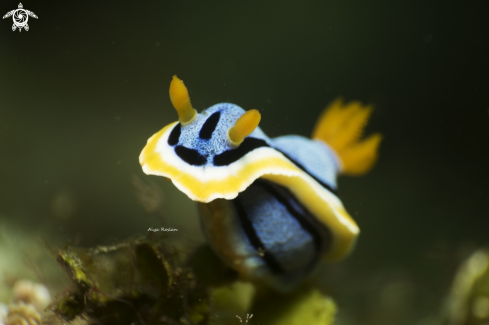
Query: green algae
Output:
[[52, 235, 337, 325], [53, 235, 208, 325]]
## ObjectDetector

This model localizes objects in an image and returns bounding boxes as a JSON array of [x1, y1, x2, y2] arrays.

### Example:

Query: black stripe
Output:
[[167, 123, 181, 146], [175, 146, 207, 166], [254, 180, 329, 255], [213, 138, 269, 166], [199, 111, 221, 140], [274, 150, 338, 196], [233, 199, 284, 274]]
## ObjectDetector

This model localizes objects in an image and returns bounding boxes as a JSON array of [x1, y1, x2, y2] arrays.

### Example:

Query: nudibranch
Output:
[[140, 76, 382, 291]]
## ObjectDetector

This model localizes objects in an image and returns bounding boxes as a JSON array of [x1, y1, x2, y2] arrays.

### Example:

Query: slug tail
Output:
[[312, 98, 382, 176]]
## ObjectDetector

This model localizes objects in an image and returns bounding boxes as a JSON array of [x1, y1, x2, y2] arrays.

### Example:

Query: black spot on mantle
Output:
[[213, 138, 269, 166], [175, 145, 207, 166], [199, 111, 221, 140], [167, 123, 181, 146]]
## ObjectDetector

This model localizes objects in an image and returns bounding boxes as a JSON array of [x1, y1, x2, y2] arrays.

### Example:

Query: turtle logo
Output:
[[3, 3, 38, 32]]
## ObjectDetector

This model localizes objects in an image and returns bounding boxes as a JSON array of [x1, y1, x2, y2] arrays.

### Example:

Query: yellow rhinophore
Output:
[[228, 109, 261, 146], [169, 75, 197, 125]]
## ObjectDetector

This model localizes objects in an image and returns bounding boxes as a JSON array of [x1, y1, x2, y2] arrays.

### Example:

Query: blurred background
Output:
[[1, 0, 488, 323]]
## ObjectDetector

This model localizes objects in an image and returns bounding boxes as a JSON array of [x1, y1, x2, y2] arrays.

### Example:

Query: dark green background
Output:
[[1, 0, 488, 322]]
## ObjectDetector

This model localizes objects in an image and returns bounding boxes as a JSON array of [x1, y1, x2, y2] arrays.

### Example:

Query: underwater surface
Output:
[[1, 0, 489, 324]]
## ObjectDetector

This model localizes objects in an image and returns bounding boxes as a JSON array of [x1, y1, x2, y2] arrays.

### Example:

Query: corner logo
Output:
[[3, 3, 38, 32]]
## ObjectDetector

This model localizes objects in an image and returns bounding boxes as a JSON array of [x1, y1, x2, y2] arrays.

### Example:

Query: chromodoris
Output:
[[140, 76, 381, 291]]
